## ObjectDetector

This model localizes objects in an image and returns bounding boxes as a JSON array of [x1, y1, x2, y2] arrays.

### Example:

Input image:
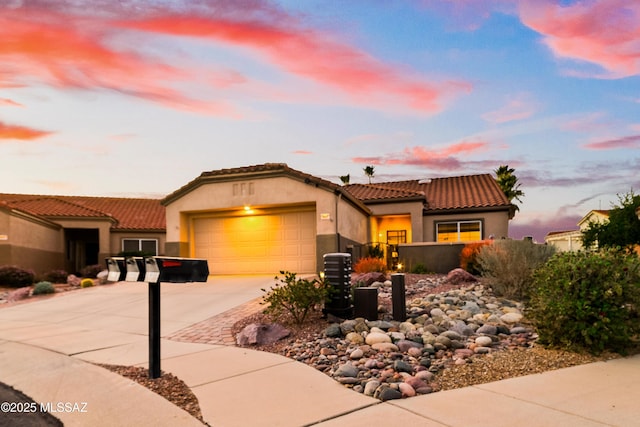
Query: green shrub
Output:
[[261, 271, 331, 325], [410, 262, 429, 274], [42, 269, 68, 283], [353, 257, 387, 274], [80, 264, 103, 278], [529, 249, 640, 355], [477, 239, 556, 300], [0, 265, 35, 287], [368, 244, 385, 259], [80, 278, 95, 288], [33, 281, 55, 295]]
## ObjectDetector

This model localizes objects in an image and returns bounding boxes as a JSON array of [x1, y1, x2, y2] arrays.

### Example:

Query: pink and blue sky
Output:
[[1, 0, 638, 242]]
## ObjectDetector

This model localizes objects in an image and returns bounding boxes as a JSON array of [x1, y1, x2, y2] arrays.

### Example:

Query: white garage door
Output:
[[193, 210, 317, 275]]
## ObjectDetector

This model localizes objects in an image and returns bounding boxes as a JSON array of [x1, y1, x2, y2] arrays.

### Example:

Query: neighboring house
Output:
[[0, 194, 165, 274], [544, 230, 583, 252], [162, 164, 513, 274], [545, 209, 610, 252], [1, 163, 514, 276]]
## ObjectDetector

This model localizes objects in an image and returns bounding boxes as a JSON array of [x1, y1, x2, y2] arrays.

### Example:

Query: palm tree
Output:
[[495, 165, 524, 211], [339, 174, 350, 185], [363, 165, 375, 184]]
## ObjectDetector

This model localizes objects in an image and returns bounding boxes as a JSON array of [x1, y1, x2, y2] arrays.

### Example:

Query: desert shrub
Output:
[[477, 239, 556, 300], [261, 271, 331, 325], [80, 264, 103, 278], [368, 244, 385, 259], [0, 265, 35, 287], [80, 278, 95, 288], [460, 240, 493, 274], [353, 257, 387, 274], [410, 262, 429, 274], [42, 269, 68, 284], [529, 250, 640, 355], [33, 281, 55, 295]]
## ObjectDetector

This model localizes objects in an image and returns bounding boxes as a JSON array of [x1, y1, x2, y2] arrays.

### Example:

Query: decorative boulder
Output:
[[67, 274, 81, 287], [351, 272, 387, 287], [7, 287, 31, 302], [236, 323, 291, 346], [443, 268, 477, 285]]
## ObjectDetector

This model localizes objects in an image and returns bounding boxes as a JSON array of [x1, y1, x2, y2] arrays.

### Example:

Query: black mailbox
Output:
[[106, 257, 127, 282], [106, 255, 208, 379], [143, 257, 160, 283], [152, 257, 209, 282], [125, 257, 145, 282]]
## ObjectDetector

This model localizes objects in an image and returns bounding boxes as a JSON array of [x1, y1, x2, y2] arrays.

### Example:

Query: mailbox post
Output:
[[107, 256, 209, 379]]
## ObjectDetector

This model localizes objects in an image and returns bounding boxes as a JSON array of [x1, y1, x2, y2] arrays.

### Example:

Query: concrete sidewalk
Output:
[[1, 279, 639, 426]]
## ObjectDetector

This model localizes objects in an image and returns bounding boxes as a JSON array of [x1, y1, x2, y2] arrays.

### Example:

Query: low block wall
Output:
[[398, 242, 464, 274]]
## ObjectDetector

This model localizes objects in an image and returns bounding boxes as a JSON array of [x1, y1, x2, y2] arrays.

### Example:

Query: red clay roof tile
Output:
[[1, 169, 509, 230], [0, 194, 165, 231], [345, 174, 510, 211]]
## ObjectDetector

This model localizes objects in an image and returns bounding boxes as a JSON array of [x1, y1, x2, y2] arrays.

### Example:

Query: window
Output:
[[122, 239, 158, 255], [436, 221, 482, 242], [386, 230, 407, 245]]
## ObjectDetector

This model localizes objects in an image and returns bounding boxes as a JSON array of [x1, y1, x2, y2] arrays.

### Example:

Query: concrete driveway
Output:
[[0, 276, 271, 362], [0, 276, 379, 427]]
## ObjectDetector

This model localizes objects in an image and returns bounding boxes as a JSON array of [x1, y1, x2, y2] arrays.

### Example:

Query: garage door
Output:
[[193, 210, 316, 275]]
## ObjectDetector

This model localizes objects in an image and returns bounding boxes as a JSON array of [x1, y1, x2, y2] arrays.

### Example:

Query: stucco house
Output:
[[545, 209, 610, 251], [162, 164, 513, 274], [1, 163, 513, 275], [0, 194, 165, 274]]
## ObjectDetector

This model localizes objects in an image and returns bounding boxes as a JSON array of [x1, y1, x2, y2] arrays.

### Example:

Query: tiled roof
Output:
[[345, 174, 511, 211], [162, 163, 370, 214], [0, 194, 165, 231], [164, 163, 339, 202], [343, 181, 425, 202], [1, 169, 509, 231], [546, 229, 580, 237]]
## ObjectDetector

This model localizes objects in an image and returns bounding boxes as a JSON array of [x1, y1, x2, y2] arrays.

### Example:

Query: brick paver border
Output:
[[166, 297, 264, 345]]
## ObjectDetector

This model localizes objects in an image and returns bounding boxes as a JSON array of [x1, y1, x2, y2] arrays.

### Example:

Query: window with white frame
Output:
[[436, 220, 482, 242], [122, 238, 158, 255]]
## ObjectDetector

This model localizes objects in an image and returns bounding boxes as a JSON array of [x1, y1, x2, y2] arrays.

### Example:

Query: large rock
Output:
[[443, 268, 478, 285], [351, 272, 387, 287], [67, 274, 81, 287], [365, 331, 392, 345], [7, 287, 31, 302], [236, 323, 290, 346]]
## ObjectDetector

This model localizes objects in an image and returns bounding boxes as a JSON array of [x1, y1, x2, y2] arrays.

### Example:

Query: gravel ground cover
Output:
[[1, 274, 632, 424], [232, 273, 615, 400]]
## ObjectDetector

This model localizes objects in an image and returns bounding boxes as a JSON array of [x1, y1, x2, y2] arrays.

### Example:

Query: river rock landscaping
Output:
[[234, 272, 612, 401]]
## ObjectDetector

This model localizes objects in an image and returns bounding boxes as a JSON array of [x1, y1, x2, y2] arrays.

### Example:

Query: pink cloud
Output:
[[583, 135, 640, 150], [0, 98, 23, 107], [519, 0, 640, 78], [352, 140, 492, 171], [0, 8, 243, 116], [118, 11, 471, 114], [509, 214, 582, 242], [0, 1, 471, 117], [561, 112, 609, 133], [0, 121, 53, 140], [292, 150, 312, 155], [481, 93, 538, 124]]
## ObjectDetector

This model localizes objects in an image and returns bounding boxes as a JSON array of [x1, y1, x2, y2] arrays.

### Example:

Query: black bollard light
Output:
[[391, 273, 406, 322]]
